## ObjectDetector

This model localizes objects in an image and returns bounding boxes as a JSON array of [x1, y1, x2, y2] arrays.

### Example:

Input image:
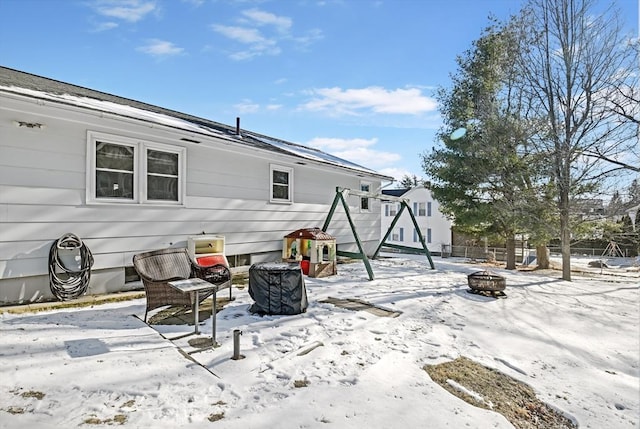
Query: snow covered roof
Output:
[[0, 66, 392, 181]]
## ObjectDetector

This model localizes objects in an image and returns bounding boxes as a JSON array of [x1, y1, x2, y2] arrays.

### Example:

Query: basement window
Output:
[[227, 253, 251, 268]]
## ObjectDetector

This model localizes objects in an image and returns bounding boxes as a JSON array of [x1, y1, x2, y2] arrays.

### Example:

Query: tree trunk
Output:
[[535, 244, 550, 269], [506, 236, 516, 270], [560, 192, 572, 281], [560, 230, 571, 280]]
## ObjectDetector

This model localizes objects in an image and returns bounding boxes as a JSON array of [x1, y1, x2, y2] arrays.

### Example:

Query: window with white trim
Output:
[[360, 182, 371, 211], [87, 131, 185, 204], [391, 227, 404, 242], [270, 164, 293, 203], [414, 228, 430, 243], [413, 202, 426, 216]]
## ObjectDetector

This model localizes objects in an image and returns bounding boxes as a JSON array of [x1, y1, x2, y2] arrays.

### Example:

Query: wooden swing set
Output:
[[322, 187, 435, 280]]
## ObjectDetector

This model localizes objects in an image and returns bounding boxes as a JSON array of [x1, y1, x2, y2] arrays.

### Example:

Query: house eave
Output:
[[0, 66, 393, 182]]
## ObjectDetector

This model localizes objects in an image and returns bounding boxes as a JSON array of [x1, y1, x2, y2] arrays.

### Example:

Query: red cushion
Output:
[[196, 255, 228, 267]]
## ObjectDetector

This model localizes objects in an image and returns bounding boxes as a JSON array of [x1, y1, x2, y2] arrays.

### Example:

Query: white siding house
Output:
[[0, 67, 393, 305], [380, 186, 452, 255]]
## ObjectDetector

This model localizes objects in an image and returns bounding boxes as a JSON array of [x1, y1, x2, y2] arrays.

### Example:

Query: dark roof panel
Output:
[[382, 189, 409, 198]]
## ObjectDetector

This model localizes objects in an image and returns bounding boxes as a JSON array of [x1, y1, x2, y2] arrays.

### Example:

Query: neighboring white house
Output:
[[380, 186, 452, 255], [0, 66, 393, 305]]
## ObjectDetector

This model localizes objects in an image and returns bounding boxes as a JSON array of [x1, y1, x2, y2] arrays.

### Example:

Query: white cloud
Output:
[[307, 136, 376, 151], [307, 137, 401, 169], [234, 100, 260, 114], [301, 86, 438, 116], [91, 21, 119, 32], [137, 39, 184, 57], [211, 24, 280, 60], [232, 101, 281, 113], [211, 8, 321, 61], [212, 25, 267, 45], [92, 0, 157, 23], [242, 8, 292, 33], [291, 28, 324, 50], [378, 167, 419, 184]]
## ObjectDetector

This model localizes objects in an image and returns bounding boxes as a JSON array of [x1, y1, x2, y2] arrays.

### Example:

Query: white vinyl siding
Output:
[[1, 82, 389, 305], [380, 187, 452, 255]]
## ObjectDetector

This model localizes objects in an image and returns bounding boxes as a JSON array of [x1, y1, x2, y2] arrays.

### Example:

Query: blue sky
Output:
[[1, 0, 638, 183]]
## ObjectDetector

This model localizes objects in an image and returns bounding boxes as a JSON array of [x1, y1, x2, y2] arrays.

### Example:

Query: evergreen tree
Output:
[[627, 179, 640, 206], [607, 191, 624, 216], [399, 174, 421, 188], [422, 20, 550, 269]]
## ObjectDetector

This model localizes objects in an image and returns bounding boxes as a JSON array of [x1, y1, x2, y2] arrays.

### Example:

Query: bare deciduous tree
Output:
[[518, 0, 638, 280]]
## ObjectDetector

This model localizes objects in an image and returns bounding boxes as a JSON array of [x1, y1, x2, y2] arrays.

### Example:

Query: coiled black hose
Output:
[[48, 233, 94, 301]]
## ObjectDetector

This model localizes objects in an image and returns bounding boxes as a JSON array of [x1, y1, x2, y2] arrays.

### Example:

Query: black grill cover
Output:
[[248, 262, 308, 315]]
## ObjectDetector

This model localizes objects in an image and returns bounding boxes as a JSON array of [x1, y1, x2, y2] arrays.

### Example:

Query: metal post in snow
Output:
[[231, 329, 245, 360]]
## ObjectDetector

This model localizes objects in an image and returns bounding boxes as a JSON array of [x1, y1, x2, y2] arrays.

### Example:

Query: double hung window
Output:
[[88, 132, 185, 204], [384, 203, 397, 216], [270, 164, 293, 203], [360, 182, 371, 211], [413, 228, 431, 243], [413, 202, 426, 216], [391, 227, 404, 242]]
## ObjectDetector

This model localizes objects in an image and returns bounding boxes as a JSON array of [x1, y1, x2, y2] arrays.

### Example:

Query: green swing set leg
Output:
[[373, 201, 436, 270], [373, 201, 435, 269], [322, 188, 375, 281], [323, 187, 435, 280], [373, 203, 407, 259]]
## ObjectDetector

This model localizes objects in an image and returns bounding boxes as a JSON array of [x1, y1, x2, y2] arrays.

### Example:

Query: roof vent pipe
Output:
[[236, 117, 240, 136]]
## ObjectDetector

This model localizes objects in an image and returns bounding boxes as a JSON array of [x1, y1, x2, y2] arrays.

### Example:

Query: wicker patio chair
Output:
[[132, 247, 232, 322]]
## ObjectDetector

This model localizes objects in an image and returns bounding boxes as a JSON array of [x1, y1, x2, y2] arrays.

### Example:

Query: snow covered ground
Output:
[[1, 255, 638, 428]]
